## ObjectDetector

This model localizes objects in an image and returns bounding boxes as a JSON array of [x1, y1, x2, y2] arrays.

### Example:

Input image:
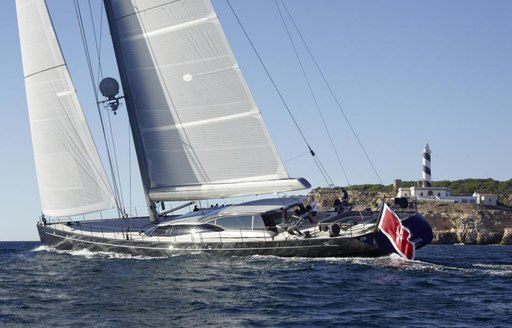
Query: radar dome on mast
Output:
[[99, 77, 119, 99], [99, 77, 121, 114]]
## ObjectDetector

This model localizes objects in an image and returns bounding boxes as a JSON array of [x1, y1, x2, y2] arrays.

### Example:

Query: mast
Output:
[[102, 0, 158, 222]]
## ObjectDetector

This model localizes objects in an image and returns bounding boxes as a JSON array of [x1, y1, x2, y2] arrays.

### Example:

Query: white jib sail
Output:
[[16, 0, 117, 217], [107, 0, 309, 200]]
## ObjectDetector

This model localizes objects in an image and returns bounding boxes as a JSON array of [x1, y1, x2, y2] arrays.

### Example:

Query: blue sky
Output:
[[1, 0, 511, 241]]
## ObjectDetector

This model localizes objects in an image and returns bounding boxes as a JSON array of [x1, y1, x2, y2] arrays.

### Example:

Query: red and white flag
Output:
[[378, 203, 415, 260]]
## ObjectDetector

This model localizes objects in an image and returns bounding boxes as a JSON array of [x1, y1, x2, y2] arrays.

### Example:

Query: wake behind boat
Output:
[[17, 0, 432, 258]]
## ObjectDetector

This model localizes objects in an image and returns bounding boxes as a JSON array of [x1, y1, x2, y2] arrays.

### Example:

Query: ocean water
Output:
[[1, 243, 511, 328]]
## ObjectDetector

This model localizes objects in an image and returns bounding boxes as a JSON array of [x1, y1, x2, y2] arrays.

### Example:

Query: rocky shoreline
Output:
[[307, 189, 512, 245]]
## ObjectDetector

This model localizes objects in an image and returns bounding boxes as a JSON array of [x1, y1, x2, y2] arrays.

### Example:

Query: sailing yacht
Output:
[[16, 0, 432, 258]]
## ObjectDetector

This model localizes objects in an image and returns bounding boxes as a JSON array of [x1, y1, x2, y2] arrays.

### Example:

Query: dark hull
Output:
[[37, 224, 385, 257], [36, 212, 432, 258]]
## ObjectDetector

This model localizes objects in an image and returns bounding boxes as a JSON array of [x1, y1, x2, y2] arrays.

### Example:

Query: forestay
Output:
[[16, 0, 116, 217], [106, 0, 309, 201]]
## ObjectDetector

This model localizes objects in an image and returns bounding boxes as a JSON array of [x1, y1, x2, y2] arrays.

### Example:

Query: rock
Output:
[[458, 231, 477, 244], [433, 231, 458, 244], [477, 231, 503, 244], [501, 228, 512, 245]]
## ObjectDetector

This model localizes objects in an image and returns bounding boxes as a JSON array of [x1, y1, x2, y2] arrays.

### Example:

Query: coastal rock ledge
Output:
[[308, 189, 512, 245], [414, 203, 512, 245]]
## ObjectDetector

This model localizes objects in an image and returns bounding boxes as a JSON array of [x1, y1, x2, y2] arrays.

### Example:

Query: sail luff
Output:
[[16, 0, 117, 217], [103, 0, 159, 222]]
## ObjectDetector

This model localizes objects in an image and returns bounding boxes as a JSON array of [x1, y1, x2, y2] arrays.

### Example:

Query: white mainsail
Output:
[[106, 0, 310, 201], [16, 0, 117, 217]]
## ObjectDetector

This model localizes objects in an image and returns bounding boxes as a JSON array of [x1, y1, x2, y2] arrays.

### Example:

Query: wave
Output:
[[472, 263, 512, 276], [379, 259, 512, 277], [31, 245, 173, 260], [30, 245, 512, 277], [249, 253, 409, 267], [253, 252, 512, 277]]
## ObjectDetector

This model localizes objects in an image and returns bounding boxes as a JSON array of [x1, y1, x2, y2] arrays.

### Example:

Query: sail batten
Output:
[[16, 0, 117, 217], [107, 0, 309, 200], [119, 11, 217, 41], [140, 107, 258, 132]]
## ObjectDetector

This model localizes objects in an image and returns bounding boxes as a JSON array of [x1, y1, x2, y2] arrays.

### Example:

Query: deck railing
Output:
[[43, 218, 376, 245]]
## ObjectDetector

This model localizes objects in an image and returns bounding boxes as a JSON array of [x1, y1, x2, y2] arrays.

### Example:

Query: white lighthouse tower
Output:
[[422, 143, 432, 187]]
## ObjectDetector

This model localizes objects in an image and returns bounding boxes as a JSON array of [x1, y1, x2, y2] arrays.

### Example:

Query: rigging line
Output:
[[106, 110, 125, 211], [280, 0, 383, 185], [225, 0, 314, 156], [128, 124, 132, 216], [275, 0, 348, 186], [312, 155, 334, 187], [82, 0, 124, 202], [283, 151, 311, 163], [87, 0, 104, 82], [91, 0, 132, 215], [74, 0, 125, 215], [75, 1, 123, 212], [84, 2, 120, 202], [77, 1, 125, 214]]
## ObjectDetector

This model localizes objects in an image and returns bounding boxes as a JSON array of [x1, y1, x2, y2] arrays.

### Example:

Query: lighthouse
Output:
[[422, 143, 432, 187], [397, 143, 454, 200]]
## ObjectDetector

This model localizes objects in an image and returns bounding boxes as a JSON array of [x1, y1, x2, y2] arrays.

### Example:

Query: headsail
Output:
[[16, 0, 117, 217], [104, 0, 310, 201]]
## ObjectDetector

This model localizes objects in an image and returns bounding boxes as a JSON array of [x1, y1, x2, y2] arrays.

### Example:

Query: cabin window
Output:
[[150, 225, 190, 236], [262, 212, 282, 226], [152, 227, 172, 236], [238, 216, 253, 229], [147, 224, 222, 237], [252, 215, 266, 230], [210, 215, 268, 230], [214, 216, 253, 229]]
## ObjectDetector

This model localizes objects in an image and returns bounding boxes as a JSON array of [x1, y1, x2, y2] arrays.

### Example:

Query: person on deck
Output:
[[309, 198, 318, 223], [294, 203, 306, 216], [376, 200, 385, 212], [341, 188, 349, 209], [333, 198, 341, 212]]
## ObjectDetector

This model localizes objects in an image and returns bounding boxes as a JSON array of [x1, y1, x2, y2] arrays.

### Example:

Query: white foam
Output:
[[31, 245, 170, 260], [472, 263, 512, 277], [32, 245, 50, 252]]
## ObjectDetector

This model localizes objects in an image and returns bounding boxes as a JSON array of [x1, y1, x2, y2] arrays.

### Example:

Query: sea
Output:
[[1, 243, 511, 328]]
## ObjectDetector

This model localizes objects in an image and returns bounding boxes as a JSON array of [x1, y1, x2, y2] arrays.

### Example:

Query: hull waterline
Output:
[[37, 224, 387, 258]]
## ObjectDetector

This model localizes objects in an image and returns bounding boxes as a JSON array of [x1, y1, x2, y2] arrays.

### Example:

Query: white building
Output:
[[474, 193, 498, 206], [397, 186, 451, 198], [397, 187, 497, 206]]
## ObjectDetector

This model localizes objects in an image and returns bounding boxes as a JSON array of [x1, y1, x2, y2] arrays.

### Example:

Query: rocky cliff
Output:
[[307, 188, 512, 245]]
